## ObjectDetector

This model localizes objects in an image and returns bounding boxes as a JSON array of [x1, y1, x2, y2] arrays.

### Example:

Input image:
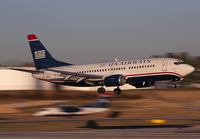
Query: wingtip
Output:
[[27, 34, 38, 41]]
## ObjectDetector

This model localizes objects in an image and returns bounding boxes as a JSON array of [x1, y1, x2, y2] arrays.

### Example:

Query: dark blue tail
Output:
[[27, 34, 72, 70], [83, 93, 113, 108]]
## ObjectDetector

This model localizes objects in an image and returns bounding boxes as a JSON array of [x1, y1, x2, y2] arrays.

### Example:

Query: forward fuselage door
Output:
[[162, 61, 167, 71]]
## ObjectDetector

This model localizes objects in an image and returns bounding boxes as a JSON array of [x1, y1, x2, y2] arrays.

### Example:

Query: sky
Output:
[[0, 0, 200, 65]]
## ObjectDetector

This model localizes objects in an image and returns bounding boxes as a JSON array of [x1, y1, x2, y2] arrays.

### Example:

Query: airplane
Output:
[[33, 93, 113, 116], [11, 34, 195, 94]]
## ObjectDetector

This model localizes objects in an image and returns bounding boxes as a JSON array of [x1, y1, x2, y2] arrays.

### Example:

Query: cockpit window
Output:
[[174, 60, 186, 65]]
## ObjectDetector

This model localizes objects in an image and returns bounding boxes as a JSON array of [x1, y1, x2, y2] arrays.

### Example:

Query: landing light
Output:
[[180, 77, 183, 81]]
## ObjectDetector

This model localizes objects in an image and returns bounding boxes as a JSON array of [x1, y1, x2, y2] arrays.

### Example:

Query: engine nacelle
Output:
[[104, 75, 126, 87], [133, 81, 155, 88]]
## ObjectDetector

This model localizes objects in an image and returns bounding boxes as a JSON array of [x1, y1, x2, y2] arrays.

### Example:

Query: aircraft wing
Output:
[[48, 69, 104, 84], [10, 68, 44, 74]]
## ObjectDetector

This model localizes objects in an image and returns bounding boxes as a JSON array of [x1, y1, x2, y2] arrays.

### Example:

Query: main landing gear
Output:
[[97, 86, 122, 94], [113, 87, 121, 94], [97, 87, 105, 94]]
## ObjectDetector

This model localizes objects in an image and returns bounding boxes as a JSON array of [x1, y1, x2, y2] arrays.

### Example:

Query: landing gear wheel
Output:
[[171, 81, 177, 88], [113, 88, 121, 94], [97, 87, 106, 94]]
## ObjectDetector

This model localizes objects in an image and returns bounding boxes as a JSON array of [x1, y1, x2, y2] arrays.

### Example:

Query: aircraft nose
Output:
[[188, 65, 195, 73], [185, 64, 195, 76]]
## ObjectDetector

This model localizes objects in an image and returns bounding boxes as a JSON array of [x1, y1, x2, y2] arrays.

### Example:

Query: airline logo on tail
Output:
[[35, 50, 45, 59]]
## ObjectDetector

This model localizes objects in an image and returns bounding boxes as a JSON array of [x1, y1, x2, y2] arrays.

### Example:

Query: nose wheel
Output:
[[171, 81, 177, 88]]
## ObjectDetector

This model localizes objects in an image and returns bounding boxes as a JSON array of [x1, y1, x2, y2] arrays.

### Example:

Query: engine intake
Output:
[[104, 75, 126, 87]]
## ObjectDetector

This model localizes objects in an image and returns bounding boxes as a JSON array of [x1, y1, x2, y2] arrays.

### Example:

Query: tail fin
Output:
[[27, 34, 72, 70], [96, 93, 113, 108], [83, 93, 114, 108]]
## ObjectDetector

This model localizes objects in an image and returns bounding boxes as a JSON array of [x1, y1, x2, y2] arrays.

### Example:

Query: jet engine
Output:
[[104, 75, 126, 87], [132, 81, 155, 88]]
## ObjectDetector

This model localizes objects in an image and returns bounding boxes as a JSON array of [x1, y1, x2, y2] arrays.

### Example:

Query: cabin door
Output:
[[162, 61, 167, 71]]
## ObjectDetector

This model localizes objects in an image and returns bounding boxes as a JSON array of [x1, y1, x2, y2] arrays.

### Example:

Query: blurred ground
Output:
[[0, 89, 199, 120]]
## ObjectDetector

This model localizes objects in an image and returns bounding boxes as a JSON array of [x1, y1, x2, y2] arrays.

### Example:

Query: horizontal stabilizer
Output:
[[10, 68, 44, 74]]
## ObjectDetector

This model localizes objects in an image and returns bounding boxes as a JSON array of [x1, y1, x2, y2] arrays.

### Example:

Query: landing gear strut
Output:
[[113, 87, 121, 94], [171, 80, 177, 88]]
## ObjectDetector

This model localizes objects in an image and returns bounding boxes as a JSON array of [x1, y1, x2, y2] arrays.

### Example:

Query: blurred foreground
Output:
[[0, 89, 200, 132], [0, 89, 199, 119], [0, 89, 200, 133]]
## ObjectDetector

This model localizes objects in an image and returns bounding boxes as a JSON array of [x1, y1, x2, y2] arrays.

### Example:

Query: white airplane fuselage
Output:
[[33, 107, 110, 116], [33, 93, 113, 116], [32, 57, 194, 87]]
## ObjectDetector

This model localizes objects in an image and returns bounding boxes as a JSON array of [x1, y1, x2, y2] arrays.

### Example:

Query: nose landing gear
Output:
[[171, 80, 177, 88]]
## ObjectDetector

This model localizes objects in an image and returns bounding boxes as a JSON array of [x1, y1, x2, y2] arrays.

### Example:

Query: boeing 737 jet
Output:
[[11, 34, 195, 94]]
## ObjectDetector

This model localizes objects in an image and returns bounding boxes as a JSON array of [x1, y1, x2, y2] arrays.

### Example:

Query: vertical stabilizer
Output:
[[83, 93, 113, 108], [27, 34, 72, 70]]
